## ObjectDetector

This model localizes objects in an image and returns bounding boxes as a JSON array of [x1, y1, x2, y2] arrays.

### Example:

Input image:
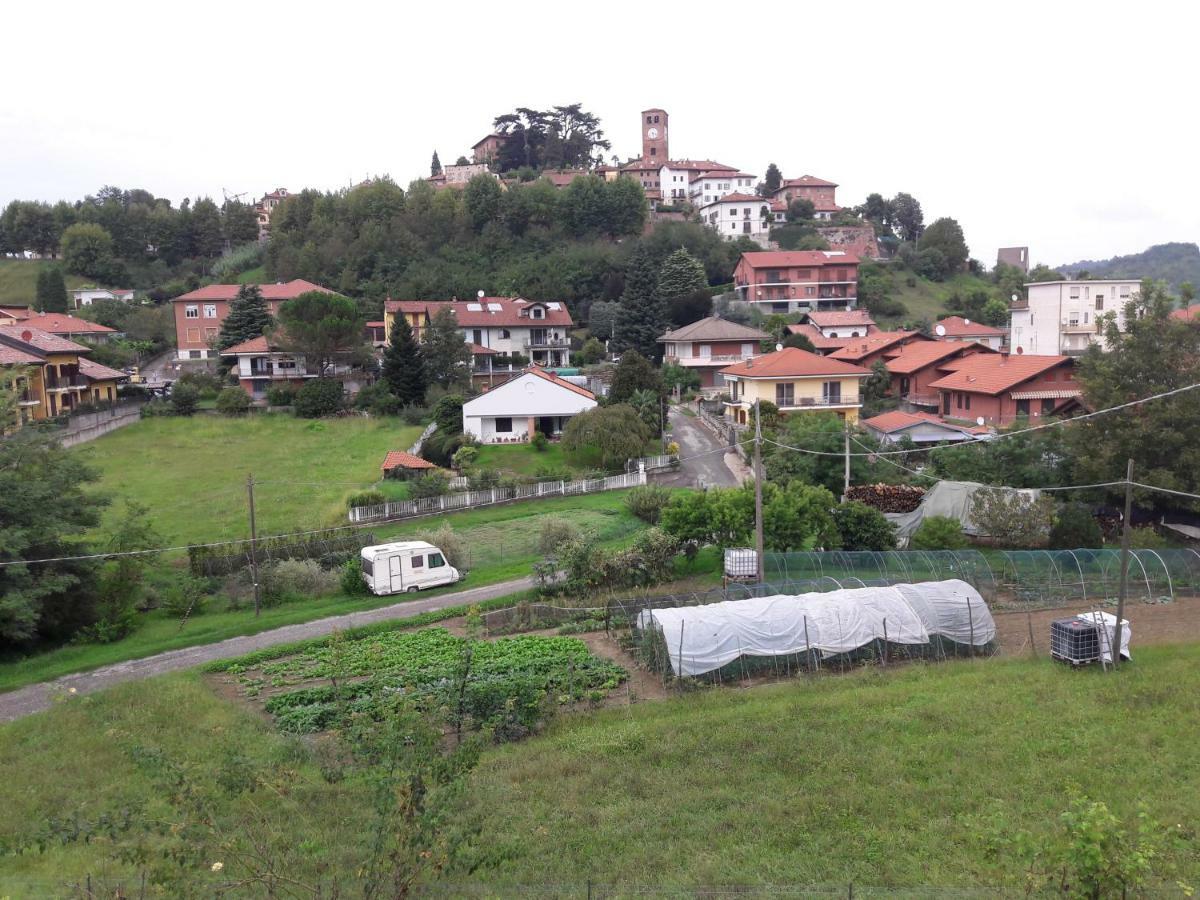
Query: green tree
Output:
[[919, 217, 969, 276], [89, 501, 161, 642], [1049, 504, 1103, 549], [431, 150, 442, 177], [217, 284, 272, 351], [275, 290, 363, 374], [862, 360, 891, 406], [1179, 281, 1196, 306], [609, 350, 664, 404], [587, 300, 621, 343], [562, 404, 651, 470], [980, 296, 1010, 326], [36, 266, 68, 313], [859, 193, 893, 228], [783, 331, 817, 352], [190, 197, 225, 258], [422, 307, 472, 388], [222, 201, 260, 245], [787, 198, 816, 222], [0, 431, 106, 648], [970, 489, 1056, 548], [890, 192, 924, 242], [832, 501, 897, 550], [764, 413, 903, 494], [170, 382, 200, 416], [293, 378, 345, 418], [216, 386, 251, 415], [763, 481, 840, 551], [381, 316, 427, 406], [464, 174, 502, 232], [909, 515, 969, 550], [1027, 263, 1063, 282], [614, 245, 665, 359], [762, 163, 782, 196], [577, 336, 605, 365], [656, 248, 708, 306], [60, 222, 115, 279]]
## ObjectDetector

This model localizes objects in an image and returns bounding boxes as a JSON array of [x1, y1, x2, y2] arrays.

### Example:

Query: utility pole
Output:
[[1111, 458, 1134, 669], [754, 398, 765, 585], [247, 473, 261, 617], [843, 422, 851, 500]]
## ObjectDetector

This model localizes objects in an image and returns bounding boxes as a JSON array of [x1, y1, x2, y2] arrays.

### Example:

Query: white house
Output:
[[220, 336, 320, 401], [72, 288, 135, 308], [699, 193, 785, 241], [462, 368, 597, 443], [688, 172, 758, 208], [1009, 280, 1139, 357]]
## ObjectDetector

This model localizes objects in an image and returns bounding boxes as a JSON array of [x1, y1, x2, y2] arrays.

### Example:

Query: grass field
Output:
[[1, 647, 1197, 892], [879, 271, 997, 328], [0, 491, 644, 692], [0, 259, 92, 306], [71, 414, 422, 544], [472, 442, 580, 476], [236, 265, 266, 283]]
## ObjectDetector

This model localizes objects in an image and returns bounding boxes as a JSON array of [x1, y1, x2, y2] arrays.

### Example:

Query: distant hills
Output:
[[1057, 242, 1200, 291]]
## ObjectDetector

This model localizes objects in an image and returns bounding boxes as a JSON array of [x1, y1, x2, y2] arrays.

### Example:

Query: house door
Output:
[[942, 393, 951, 415], [538, 416, 556, 436]]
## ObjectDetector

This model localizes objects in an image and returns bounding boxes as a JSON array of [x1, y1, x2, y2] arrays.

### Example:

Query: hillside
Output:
[[0, 259, 93, 306], [1058, 241, 1200, 291]]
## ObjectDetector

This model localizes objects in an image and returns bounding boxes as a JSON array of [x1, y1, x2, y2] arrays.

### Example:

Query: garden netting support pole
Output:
[[247, 473, 261, 617], [1112, 459, 1134, 670], [754, 399, 765, 584]]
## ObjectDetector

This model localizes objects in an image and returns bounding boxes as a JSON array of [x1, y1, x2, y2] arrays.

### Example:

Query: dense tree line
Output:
[[490, 104, 612, 172]]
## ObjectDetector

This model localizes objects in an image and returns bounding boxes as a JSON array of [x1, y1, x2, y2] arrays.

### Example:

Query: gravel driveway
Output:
[[0, 576, 533, 724]]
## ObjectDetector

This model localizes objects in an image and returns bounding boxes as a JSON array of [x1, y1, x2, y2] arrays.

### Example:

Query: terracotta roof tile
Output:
[[173, 280, 335, 302], [1171, 303, 1200, 321], [738, 250, 859, 268], [881, 340, 994, 375], [829, 331, 923, 362], [78, 357, 126, 381], [786, 323, 853, 352], [805, 310, 875, 328], [928, 354, 1073, 395], [0, 345, 45, 365], [863, 410, 989, 436], [383, 297, 573, 328], [935, 315, 1005, 337], [222, 336, 273, 354], [719, 346, 870, 379], [658, 316, 770, 343], [0, 326, 89, 354], [525, 365, 595, 400], [779, 175, 838, 188], [21, 313, 116, 335], [381, 451, 436, 472]]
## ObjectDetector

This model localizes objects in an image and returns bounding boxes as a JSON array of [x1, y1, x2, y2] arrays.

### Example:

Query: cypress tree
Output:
[[614, 245, 665, 360], [381, 315, 428, 406], [36, 266, 68, 313], [217, 284, 271, 350], [431, 151, 443, 177]]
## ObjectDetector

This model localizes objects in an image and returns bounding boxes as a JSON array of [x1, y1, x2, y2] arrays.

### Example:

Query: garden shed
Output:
[[380, 450, 437, 480]]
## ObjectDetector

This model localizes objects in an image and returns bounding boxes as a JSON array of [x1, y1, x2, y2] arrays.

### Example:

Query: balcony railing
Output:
[[905, 393, 940, 407], [665, 354, 752, 366], [45, 377, 87, 390], [523, 337, 571, 349], [726, 395, 858, 409]]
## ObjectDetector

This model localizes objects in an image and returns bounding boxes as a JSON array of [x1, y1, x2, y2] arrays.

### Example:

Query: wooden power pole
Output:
[[1111, 458, 1134, 669], [754, 398, 765, 585], [843, 422, 851, 500], [247, 473, 262, 617]]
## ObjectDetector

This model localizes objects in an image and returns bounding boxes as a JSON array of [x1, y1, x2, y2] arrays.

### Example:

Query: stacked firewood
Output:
[[845, 483, 927, 513]]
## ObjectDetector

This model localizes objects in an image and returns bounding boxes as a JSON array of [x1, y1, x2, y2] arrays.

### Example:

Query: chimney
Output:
[[745, 358, 753, 369]]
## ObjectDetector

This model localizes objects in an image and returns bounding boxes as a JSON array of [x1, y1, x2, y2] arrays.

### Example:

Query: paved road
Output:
[[0, 576, 534, 724], [661, 407, 743, 488]]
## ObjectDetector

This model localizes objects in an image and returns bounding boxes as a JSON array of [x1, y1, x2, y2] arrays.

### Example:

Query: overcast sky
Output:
[[3, 1, 1195, 268]]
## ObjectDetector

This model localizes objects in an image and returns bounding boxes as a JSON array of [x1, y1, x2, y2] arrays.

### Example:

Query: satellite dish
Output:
[[1016, 346, 1024, 355], [1011, 293, 1019, 303], [976, 416, 985, 427], [934, 324, 947, 337], [775, 343, 783, 352], [477, 289, 485, 299], [963, 318, 971, 325]]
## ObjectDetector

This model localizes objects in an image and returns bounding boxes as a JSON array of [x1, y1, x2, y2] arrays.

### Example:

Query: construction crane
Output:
[[222, 187, 249, 205]]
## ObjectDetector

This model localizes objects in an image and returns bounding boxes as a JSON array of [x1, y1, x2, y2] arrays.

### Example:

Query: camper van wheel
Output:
[[407, 586, 420, 593]]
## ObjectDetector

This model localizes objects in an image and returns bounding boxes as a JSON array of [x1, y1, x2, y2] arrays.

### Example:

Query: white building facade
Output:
[[72, 288, 135, 308], [699, 193, 784, 241], [1009, 280, 1138, 356], [461, 369, 597, 443], [688, 173, 758, 208]]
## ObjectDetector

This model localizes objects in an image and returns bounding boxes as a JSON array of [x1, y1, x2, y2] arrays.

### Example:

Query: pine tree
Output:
[[217, 285, 271, 351], [423, 307, 471, 388], [763, 162, 782, 196], [656, 248, 708, 303], [381, 316, 428, 406], [431, 151, 443, 177], [36, 266, 68, 313], [614, 245, 666, 360]]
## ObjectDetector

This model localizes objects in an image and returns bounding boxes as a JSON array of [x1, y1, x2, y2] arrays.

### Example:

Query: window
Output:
[[1068, 314, 1079, 327], [361, 556, 373, 577], [185, 305, 199, 318], [500, 329, 510, 339], [1120, 285, 1131, 297], [1095, 296, 1104, 311], [189, 350, 201, 359], [186, 328, 200, 343], [205, 327, 218, 340], [730, 381, 739, 401], [823, 381, 841, 403], [203, 304, 217, 318], [1069, 286, 1080, 299], [775, 383, 794, 406], [411, 554, 424, 569], [1041, 399, 1056, 415], [653, 114, 659, 123], [428, 552, 445, 568], [900, 376, 910, 394], [472, 329, 483, 345], [530, 306, 544, 319], [646, 115, 653, 124], [1083, 312, 1089, 324], [495, 417, 513, 433], [1016, 399, 1031, 416], [650, 147, 656, 156]]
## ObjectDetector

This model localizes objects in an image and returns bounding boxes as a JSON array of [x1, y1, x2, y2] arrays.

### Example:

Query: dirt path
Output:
[[0, 577, 534, 725]]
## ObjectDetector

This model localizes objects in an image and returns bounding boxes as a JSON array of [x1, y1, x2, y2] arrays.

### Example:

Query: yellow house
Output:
[[0, 327, 124, 426], [720, 346, 870, 426], [381, 300, 445, 343]]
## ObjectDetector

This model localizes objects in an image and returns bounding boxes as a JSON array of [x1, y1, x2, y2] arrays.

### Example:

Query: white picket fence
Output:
[[625, 453, 679, 473], [348, 469, 648, 524]]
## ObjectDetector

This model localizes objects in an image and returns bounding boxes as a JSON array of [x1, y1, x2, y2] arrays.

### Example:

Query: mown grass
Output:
[[71, 414, 422, 544], [2, 648, 1197, 892], [472, 442, 579, 477], [0, 259, 93, 306], [448, 646, 1200, 891], [0, 491, 645, 693]]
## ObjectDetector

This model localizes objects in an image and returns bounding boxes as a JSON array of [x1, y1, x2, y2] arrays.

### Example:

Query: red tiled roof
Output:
[[78, 357, 126, 381], [881, 340, 993, 375], [779, 175, 838, 188], [0, 305, 31, 320], [738, 250, 859, 269], [468, 343, 496, 355], [525, 365, 595, 400], [704, 192, 766, 205], [863, 410, 988, 436], [383, 297, 573, 328], [172, 280, 334, 302], [0, 326, 89, 354], [222, 336, 272, 354], [381, 450, 436, 472], [786, 322, 853, 352], [719, 346, 870, 379], [1171, 303, 1200, 321], [928, 354, 1073, 395], [536, 171, 590, 187], [691, 171, 756, 182], [471, 133, 505, 148], [829, 331, 923, 362], [805, 309, 875, 328], [659, 316, 770, 343], [365, 320, 385, 328], [21, 313, 116, 335], [935, 315, 1005, 337], [0, 345, 45, 365]]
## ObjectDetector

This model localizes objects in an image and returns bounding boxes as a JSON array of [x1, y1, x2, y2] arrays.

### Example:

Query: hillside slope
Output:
[[1058, 242, 1200, 290], [0, 259, 93, 306]]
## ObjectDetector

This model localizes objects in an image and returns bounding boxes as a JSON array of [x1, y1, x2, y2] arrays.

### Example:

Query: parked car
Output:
[[360, 540, 461, 595]]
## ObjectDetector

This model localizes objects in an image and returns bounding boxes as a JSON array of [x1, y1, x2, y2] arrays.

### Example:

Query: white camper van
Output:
[[360, 541, 462, 596]]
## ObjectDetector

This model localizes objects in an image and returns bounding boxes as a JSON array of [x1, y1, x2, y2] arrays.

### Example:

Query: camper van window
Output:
[[361, 557, 373, 577], [428, 553, 445, 568], [411, 555, 424, 569]]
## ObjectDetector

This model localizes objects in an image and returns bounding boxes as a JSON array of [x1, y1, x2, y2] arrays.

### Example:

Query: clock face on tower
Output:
[[647, 127, 659, 139]]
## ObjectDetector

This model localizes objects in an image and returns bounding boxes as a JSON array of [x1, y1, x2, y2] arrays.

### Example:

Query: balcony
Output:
[[665, 354, 753, 367], [1060, 322, 1095, 334], [247, 367, 319, 379], [523, 337, 571, 349], [726, 395, 860, 410], [44, 377, 87, 391], [905, 393, 940, 408]]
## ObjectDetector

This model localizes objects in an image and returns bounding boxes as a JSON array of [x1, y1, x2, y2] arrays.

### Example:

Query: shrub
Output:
[[347, 489, 385, 510], [340, 557, 372, 596], [215, 386, 251, 416], [161, 576, 210, 618], [417, 522, 467, 570], [266, 384, 297, 407], [451, 445, 479, 471], [531, 431, 549, 452], [1049, 503, 1103, 549], [353, 380, 401, 416], [293, 378, 345, 418], [538, 518, 581, 555], [140, 398, 172, 418], [535, 465, 572, 481], [170, 382, 200, 416], [176, 371, 225, 398], [625, 484, 672, 525], [468, 468, 501, 490], [261, 559, 339, 604], [401, 404, 431, 426], [970, 488, 1056, 548], [1128, 525, 1170, 550], [410, 471, 451, 499], [910, 515, 969, 550], [832, 501, 898, 551]]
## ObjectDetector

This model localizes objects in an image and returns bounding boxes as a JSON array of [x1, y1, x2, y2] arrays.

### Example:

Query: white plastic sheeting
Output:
[[1077, 610, 1132, 662], [637, 579, 995, 677], [885, 480, 1042, 548]]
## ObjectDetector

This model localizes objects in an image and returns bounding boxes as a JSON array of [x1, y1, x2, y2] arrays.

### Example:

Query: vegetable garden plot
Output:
[[635, 580, 995, 678]]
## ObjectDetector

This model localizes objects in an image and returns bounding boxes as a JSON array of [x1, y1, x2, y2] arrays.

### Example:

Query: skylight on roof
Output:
[[466, 303, 483, 311], [546, 302, 561, 311], [486, 303, 502, 311]]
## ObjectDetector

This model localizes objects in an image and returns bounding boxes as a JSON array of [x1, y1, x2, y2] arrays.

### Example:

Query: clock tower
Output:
[[641, 108, 668, 161]]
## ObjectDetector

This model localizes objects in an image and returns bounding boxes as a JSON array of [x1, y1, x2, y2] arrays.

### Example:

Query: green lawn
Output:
[[71, 414, 421, 544], [237, 265, 266, 283], [2, 647, 1197, 892], [472, 442, 578, 477], [0, 491, 645, 692], [0, 259, 93, 306]]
